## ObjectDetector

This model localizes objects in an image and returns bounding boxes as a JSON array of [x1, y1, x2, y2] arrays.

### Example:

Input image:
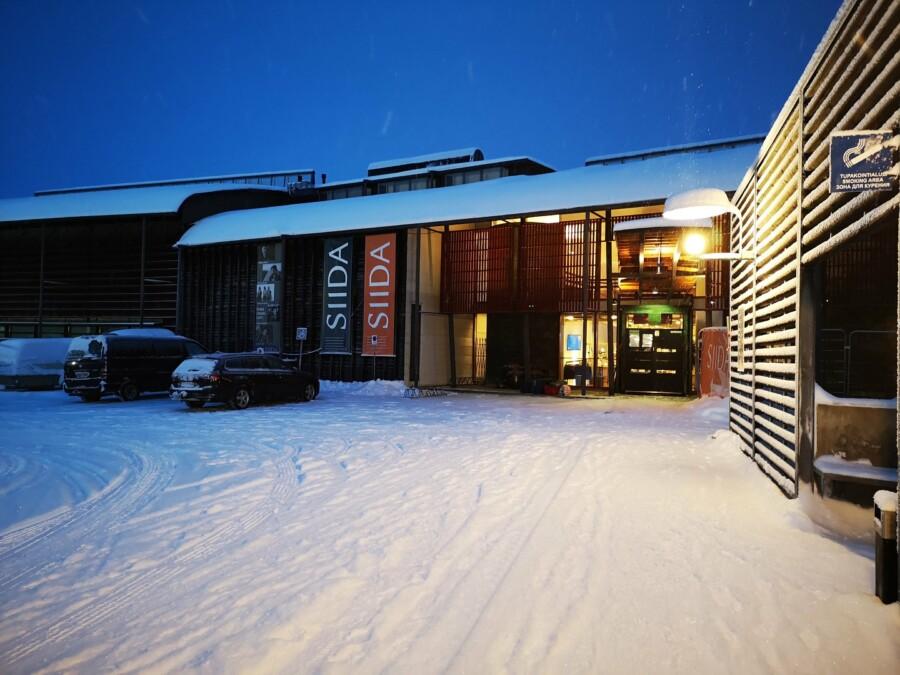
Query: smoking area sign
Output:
[[829, 130, 897, 193]]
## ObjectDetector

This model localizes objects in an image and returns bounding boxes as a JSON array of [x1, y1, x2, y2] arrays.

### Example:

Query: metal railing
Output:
[[817, 328, 896, 398]]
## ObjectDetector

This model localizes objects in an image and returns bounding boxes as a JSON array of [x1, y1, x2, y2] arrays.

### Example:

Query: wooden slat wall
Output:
[[728, 0, 900, 496], [440, 219, 605, 314], [284, 232, 407, 382], [181, 242, 257, 352], [0, 216, 183, 333]]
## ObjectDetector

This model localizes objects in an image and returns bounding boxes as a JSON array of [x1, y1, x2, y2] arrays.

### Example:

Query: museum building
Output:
[[174, 138, 760, 394]]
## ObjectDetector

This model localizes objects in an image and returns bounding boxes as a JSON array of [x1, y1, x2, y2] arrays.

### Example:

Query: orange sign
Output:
[[362, 233, 396, 356], [699, 327, 729, 398]]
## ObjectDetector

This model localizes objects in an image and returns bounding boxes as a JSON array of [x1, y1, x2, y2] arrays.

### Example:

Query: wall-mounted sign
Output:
[[829, 130, 897, 193], [699, 327, 729, 398], [362, 233, 396, 356], [321, 237, 353, 354], [255, 242, 282, 352]]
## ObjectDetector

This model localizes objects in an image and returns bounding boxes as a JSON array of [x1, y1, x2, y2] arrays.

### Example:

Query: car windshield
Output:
[[65, 336, 104, 360]]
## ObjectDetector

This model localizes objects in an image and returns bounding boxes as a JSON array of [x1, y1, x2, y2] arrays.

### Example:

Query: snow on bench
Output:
[[814, 454, 897, 497]]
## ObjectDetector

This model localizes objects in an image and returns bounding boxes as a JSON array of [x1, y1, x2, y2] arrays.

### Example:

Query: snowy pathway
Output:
[[0, 388, 897, 673]]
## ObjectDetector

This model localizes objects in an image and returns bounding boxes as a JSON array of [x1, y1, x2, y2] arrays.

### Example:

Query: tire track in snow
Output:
[[444, 436, 587, 669], [0, 444, 176, 593], [0, 443, 296, 670], [371, 436, 587, 673]]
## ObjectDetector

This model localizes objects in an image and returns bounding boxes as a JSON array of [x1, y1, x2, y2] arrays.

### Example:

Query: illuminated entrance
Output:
[[619, 304, 691, 395]]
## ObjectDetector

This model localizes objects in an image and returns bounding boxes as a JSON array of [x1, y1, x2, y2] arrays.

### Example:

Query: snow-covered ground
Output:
[[0, 387, 897, 674]]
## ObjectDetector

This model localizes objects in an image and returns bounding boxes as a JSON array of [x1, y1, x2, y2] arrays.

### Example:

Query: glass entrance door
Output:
[[621, 306, 688, 394]]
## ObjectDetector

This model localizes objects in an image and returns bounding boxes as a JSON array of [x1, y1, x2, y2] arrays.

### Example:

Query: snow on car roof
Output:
[[0, 183, 287, 223], [178, 140, 761, 247]]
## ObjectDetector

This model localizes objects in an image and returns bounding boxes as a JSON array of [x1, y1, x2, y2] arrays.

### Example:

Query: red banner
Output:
[[362, 233, 396, 356], [699, 327, 729, 398]]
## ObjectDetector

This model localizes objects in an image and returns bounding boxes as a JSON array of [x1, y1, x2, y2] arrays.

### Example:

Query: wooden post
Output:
[[445, 225, 457, 386], [139, 216, 147, 326], [448, 313, 457, 386], [413, 227, 422, 388], [37, 223, 45, 337], [605, 209, 615, 396], [581, 212, 589, 396]]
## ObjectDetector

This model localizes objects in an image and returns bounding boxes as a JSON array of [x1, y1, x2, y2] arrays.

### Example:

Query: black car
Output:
[[170, 353, 319, 409], [64, 334, 207, 402]]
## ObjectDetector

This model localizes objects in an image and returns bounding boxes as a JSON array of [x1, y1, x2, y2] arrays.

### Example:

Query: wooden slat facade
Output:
[[181, 232, 407, 382], [728, 0, 900, 496]]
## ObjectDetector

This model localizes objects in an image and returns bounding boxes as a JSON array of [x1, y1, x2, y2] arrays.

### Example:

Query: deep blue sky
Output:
[[0, 0, 841, 198]]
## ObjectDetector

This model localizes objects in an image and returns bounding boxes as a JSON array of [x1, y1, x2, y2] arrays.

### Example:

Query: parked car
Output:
[[170, 353, 319, 410], [63, 334, 207, 402], [0, 338, 72, 390]]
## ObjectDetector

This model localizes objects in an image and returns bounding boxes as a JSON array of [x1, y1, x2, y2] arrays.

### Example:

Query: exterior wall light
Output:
[[663, 188, 740, 221], [683, 231, 708, 256], [664, 188, 754, 261]]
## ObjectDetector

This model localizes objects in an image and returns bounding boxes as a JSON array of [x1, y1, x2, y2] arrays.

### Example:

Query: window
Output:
[[110, 339, 151, 357], [244, 356, 266, 370], [263, 355, 285, 370], [154, 340, 184, 357], [185, 341, 205, 356]]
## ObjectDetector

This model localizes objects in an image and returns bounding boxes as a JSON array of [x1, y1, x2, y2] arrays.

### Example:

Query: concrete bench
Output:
[[814, 455, 897, 498]]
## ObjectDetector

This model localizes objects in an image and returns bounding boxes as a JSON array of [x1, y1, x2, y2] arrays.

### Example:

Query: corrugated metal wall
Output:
[[729, 0, 900, 496]]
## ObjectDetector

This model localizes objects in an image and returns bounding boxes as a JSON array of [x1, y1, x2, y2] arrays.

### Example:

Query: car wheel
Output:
[[230, 386, 251, 410], [80, 391, 101, 402], [300, 382, 317, 402], [185, 401, 205, 409], [119, 382, 139, 402]]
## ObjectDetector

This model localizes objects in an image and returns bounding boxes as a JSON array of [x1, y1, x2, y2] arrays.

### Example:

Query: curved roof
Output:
[[0, 183, 287, 224], [178, 140, 760, 247]]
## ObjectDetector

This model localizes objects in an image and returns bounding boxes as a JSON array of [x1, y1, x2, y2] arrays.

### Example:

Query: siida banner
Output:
[[699, 327, 729, 398], [321, 237, 353, 354], [362, 233, 396, 356]]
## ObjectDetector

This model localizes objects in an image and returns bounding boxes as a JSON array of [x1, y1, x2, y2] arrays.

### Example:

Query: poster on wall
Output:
[[699, 327, 730, 398], [362, 233, 396, 356], [255, 242, 282, 352], [321, 237, 353, 354]]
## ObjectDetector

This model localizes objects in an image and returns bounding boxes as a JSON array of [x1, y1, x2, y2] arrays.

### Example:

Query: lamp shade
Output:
[[663, 188, 739, 220]]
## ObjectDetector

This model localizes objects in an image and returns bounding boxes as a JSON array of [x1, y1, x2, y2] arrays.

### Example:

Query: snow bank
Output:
[[815, 383, 896, 409], [319, 379, 408, 397]]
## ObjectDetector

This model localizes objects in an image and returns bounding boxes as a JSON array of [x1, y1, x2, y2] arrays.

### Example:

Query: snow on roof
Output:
[[613, 216, 712, 233], [178, 141, 761, 247], [585, 135, 765, 166], [35, 170, 314, 195], [0, 183, 287, 223], [322, 156, 553, 189], [368, 147, 481, 172]]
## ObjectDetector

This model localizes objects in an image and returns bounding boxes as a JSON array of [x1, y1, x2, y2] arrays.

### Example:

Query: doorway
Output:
[[619, 305, 690, 394]]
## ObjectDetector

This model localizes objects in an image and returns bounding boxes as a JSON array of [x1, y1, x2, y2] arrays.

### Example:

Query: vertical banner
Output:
[[362, 233, 396, 356], [321, 237, 353, 354], [255, 242, 283, 352]]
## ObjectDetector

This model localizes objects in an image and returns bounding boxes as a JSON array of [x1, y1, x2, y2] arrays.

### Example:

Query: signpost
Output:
[[296, 326, 307, 370], [829, 130, 898, 193]]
